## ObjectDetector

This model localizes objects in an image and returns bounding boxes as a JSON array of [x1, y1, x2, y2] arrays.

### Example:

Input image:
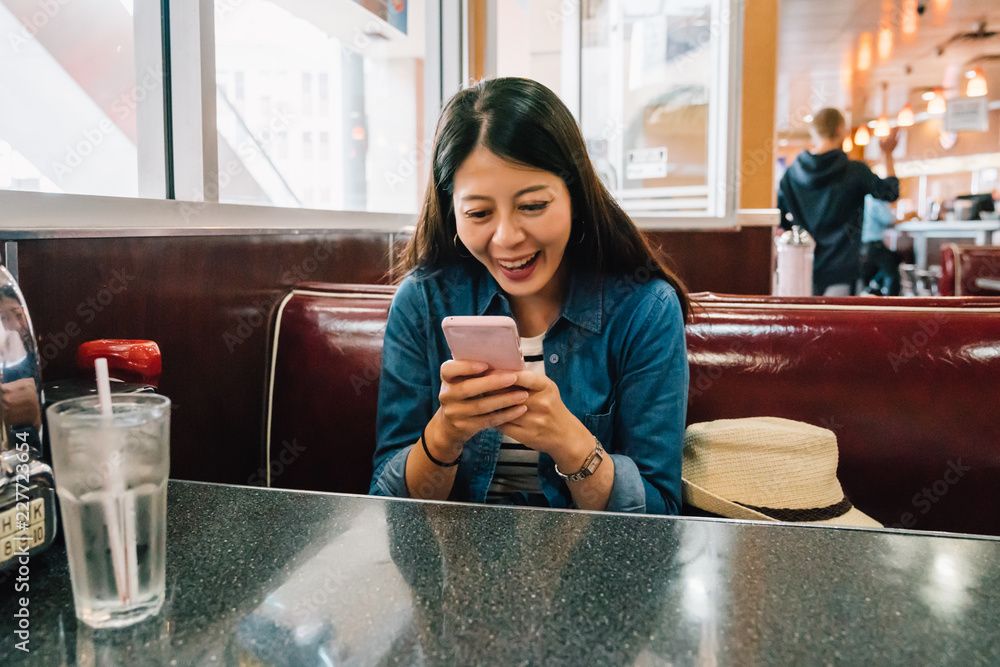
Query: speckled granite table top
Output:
[[3, 480, 1000, 665]]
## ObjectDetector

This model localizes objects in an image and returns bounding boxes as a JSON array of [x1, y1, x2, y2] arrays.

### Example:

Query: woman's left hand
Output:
[[498, 370, 595, 472]]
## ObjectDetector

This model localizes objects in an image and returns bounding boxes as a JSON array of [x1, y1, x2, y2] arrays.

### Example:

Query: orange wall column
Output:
[[739, 0, 779, 209], [468, 0, 487, 81]]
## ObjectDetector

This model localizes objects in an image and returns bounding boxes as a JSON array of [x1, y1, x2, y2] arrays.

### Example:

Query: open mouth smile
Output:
[[497, 252, 539, 271]]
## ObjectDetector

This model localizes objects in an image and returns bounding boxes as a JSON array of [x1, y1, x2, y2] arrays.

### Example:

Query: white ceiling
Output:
[[777, 0, 1000, 136]]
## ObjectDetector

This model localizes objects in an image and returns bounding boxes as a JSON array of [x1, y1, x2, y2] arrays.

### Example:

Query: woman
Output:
[[371, 77, 689, 514]]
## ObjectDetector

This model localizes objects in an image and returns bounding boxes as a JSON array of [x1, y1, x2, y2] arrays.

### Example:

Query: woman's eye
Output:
[[464, 210, 490, 219], [520, 202, 550, 212]]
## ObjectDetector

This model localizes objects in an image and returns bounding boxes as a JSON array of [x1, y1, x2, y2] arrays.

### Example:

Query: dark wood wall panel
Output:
[[18, 233, 391, 485], [14, 226, 769, 487], [646, 226, 773, 295]]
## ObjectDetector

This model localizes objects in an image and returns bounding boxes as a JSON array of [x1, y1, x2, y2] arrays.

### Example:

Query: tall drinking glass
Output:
[[47, 394, 170, 629]]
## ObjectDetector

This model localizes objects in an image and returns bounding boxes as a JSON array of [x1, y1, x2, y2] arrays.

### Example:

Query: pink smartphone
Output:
[[441, 316, 525, 371]]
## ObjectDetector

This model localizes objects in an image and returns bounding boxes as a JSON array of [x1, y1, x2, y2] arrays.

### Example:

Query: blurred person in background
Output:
[[778, 108, 899, 296], [860, 195, 903, 296]]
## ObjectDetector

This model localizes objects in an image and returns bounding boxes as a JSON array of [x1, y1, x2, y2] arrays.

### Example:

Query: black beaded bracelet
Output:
[[421, 424, 461, 467]]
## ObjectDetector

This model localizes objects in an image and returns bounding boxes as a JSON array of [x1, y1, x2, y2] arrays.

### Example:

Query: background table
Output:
[[888, 220, 1000, 271], [3, 481, 1000, 665]]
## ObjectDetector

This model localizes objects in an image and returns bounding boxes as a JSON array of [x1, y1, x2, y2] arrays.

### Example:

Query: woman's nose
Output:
[[492, 211, 525, 248]]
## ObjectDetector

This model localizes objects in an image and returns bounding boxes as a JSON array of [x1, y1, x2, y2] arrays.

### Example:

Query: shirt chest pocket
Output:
[[582, 400, 615, 449]]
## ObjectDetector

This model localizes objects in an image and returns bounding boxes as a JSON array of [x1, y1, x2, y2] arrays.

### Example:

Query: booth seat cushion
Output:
[[267, 285, 1000, 537], [939, 244, 1000, 296]]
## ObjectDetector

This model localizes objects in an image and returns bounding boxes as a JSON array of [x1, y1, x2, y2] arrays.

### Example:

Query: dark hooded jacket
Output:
[[778, 149, 898, 294]]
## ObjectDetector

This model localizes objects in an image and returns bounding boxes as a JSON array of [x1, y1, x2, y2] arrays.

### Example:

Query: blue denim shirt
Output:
[[370, 262, 688, 514]]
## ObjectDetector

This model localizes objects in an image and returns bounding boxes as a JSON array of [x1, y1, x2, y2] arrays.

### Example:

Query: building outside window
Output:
[[214, 0, 424, 213]]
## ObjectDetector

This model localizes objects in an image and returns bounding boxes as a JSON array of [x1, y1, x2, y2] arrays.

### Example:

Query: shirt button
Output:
[[548, 353, 559, 364]]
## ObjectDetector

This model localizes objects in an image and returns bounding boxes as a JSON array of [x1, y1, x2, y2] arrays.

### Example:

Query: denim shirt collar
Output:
[[473, 263, 603, 334]]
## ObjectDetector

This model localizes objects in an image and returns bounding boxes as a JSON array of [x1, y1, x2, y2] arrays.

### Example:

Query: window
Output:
[[319, 132, 330, 161], [302, 73, 312, 116], [0, 0, 165, 198], [302, 132, 313, 161], [318, 73, 329, 116], [214, 0, 425, 212], [580, 0, 741, 220], [490, 0, 743, 224]]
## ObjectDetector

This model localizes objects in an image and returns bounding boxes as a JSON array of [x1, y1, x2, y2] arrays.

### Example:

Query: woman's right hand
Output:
[[429, 360, 528, 458]]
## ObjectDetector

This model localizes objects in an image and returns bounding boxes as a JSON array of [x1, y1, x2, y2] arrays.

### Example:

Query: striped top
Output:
[[485, 333, 546, 505]]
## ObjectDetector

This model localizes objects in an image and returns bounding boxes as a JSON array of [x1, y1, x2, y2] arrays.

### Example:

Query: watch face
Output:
[[587, 449, 604, 473]]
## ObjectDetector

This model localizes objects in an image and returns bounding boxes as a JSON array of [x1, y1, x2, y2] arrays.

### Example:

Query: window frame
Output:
[[0, 0, 745, 248]]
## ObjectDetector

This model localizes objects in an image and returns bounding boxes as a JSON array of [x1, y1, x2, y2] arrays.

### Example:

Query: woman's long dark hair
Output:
[[393, 77, 689, 320]]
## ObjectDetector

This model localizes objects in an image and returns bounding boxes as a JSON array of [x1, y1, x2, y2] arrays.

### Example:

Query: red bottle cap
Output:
[[76, 340, 162, 387]]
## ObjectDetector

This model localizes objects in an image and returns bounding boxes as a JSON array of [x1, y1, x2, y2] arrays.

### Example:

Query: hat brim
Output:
[[682, 479, 882, 528]]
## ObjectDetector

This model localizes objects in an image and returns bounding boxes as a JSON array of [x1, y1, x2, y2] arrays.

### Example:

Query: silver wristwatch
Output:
[[554, 438, 606, 483]]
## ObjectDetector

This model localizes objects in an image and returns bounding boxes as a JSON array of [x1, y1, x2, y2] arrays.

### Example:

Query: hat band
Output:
[[738, 497, 853, 523]]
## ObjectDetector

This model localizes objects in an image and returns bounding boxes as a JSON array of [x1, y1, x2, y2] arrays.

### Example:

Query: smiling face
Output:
[[453, 146, 573, 312]]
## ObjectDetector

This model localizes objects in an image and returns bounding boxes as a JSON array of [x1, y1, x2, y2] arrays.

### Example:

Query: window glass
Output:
[[490, 0, 568, 97], [214, 0, 426, 213], [482, 0, 738, 221], [583, 0, 720, 216], [0, 0, 158, 197]]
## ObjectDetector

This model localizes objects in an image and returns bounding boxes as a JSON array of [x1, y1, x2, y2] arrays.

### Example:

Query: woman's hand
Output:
[[498, 370, 594, 473], [430, 360, 528, 460]]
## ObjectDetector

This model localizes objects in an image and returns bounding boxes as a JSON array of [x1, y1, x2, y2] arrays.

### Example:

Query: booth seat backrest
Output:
[[939, 244, 1000, 296], [267, 283, 394, 494], [267, 284, 1000, 537]]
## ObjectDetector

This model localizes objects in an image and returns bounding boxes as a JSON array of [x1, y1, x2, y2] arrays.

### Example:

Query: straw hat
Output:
[[682, 417, 881, 528]]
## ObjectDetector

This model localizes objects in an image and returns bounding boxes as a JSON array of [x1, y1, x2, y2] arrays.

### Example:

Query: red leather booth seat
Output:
[[267, 283, 1000, 537], [939, 244, 1000, 296]]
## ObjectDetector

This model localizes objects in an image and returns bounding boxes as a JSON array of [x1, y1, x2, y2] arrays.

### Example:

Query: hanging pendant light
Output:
[[857, 33, 873, 71], [966, 68, 988, 97], [927, 88, 946, 114], [855, 125, 870, 146], [897, 103, 915, 127], [843, 136, 854, 152], [901, 0, 918, 36], [874, 114, 891, 137]]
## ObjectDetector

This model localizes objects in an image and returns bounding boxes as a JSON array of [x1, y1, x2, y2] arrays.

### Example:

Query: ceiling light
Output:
[[897, 104, 915, 127], [966, 68, 987, 97], [874, 114, 891, 137], [857, 33, 873, 71], [867, 120, 878, 128], [803, 114, 814, 123], [901, 0, 918, 36], [840, 58, 853, 90], [921, 91, 936, 101], [855, 126, 870, 146], [877, 27, 894, 60], [927, 89, 946, 114], [843, 136, 854, 152]]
